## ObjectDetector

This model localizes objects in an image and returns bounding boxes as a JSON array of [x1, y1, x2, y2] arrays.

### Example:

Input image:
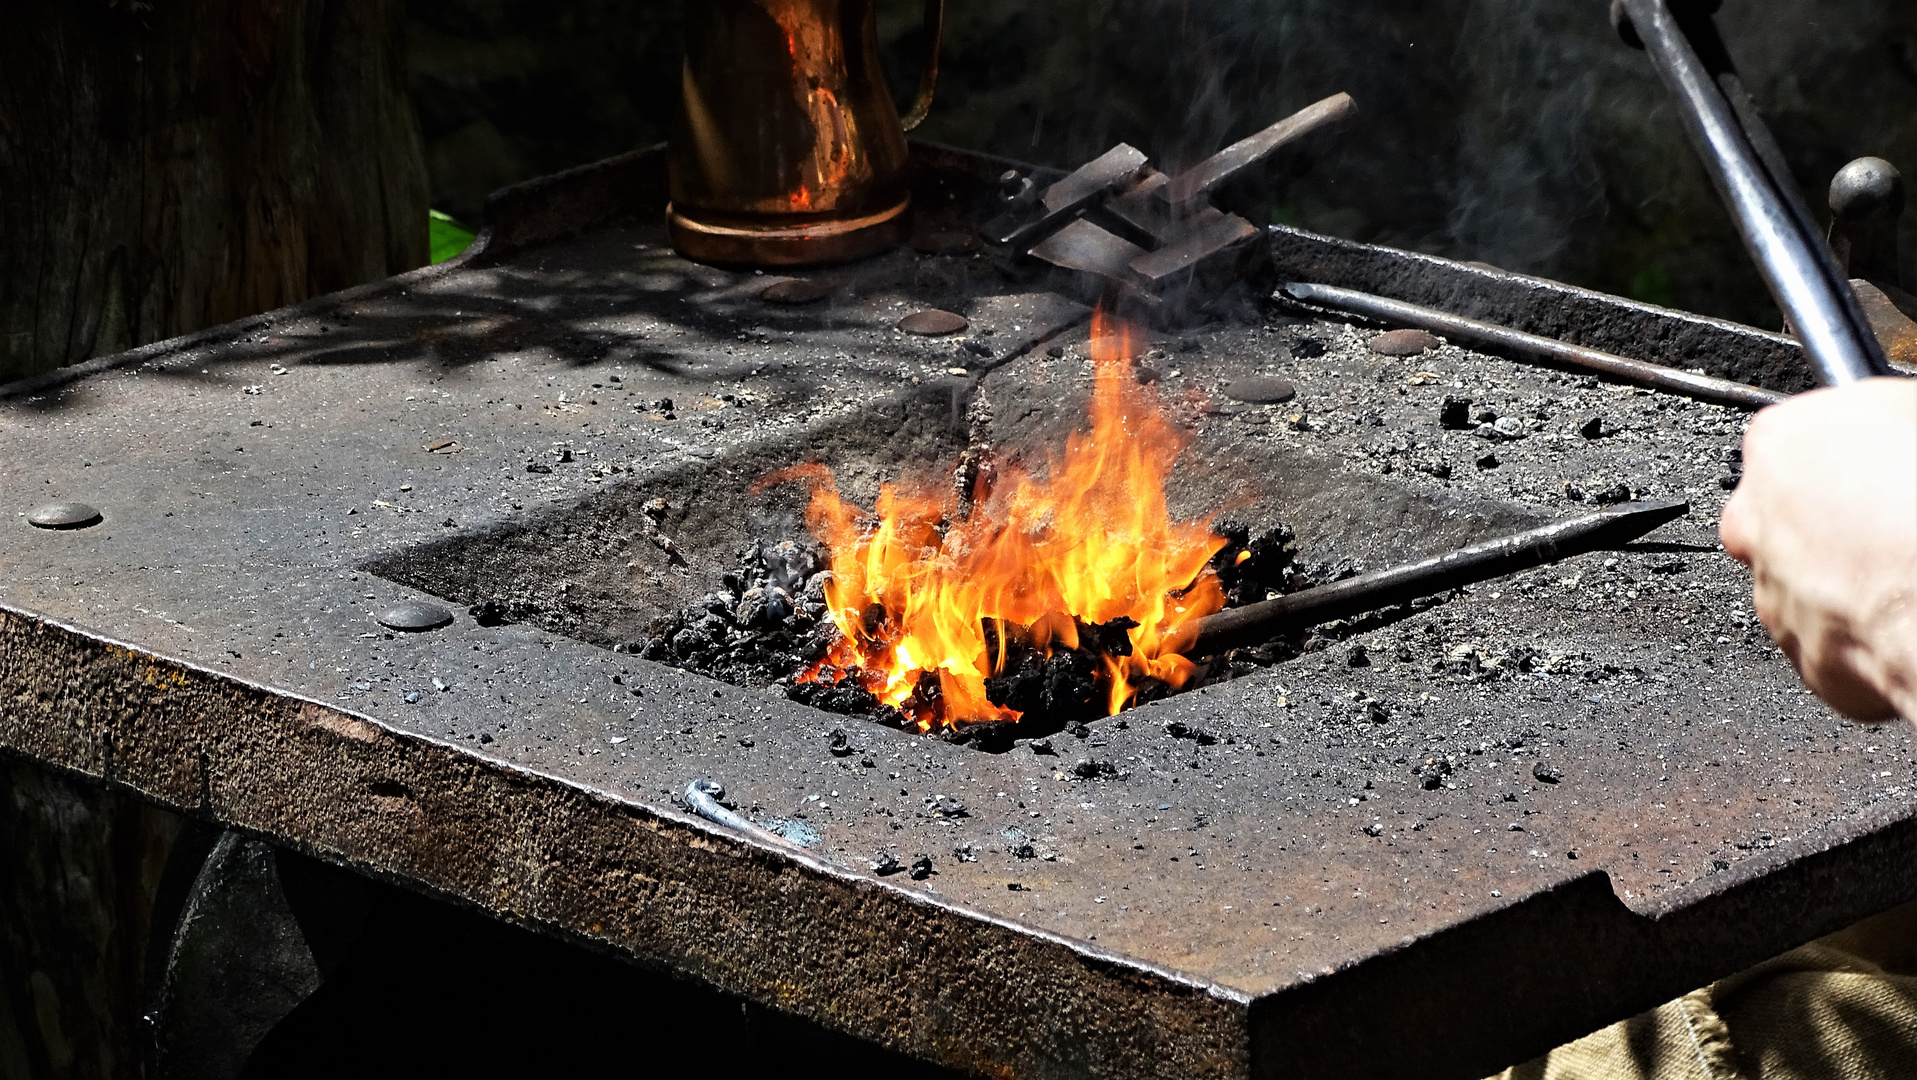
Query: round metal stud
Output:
[[1368, 329, 1443, 356], [1221, 377, 1297, 404], [28, 502, 103, 530], [1830, 157, 1904, 224], [898, 309, 969, 336], [376, 601, 454, 633], [760, 279, 831, 305]]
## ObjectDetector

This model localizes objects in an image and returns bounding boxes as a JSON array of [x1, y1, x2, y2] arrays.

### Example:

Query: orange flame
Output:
[[775, 308, 1228, 730]]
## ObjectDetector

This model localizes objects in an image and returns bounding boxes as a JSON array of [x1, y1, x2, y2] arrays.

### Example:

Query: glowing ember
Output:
[[766, 308, 1228, 731]]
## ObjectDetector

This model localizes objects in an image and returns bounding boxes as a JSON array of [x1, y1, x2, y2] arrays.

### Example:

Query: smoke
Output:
[[1438, 0, 1608, 274], [899, 0, 1916, 325]]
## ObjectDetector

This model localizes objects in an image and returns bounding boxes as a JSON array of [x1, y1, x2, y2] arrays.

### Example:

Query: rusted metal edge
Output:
[[1265, 224, 1817, 393], [1252, 804, 1917, 1080], [467, 144, 671, 269], [0, 600, 1252, 1080]]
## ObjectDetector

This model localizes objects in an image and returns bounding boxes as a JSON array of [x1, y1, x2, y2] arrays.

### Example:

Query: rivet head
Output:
[[28, 502, 102, 529], [1221, 377, 1297, 404], [376, 601, 454, 633], [898, 309, 969, 336], [760, 279, 831, 305], [1830, 157, 1905, 223]]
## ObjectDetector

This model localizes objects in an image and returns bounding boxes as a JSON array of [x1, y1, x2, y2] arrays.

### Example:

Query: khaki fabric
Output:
[[1493, 900, 1917, 1080]]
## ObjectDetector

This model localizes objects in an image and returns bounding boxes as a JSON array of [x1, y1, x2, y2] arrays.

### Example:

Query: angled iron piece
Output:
[[982, 144, 1150, 250], [1158, 92, 1357, 210]]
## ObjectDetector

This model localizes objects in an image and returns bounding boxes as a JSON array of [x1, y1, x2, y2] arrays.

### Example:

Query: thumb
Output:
[[1719, 485, 1757, 567]]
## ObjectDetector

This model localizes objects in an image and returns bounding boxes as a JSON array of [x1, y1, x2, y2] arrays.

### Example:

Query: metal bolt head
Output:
[[898, 309, 969, 336], [28, 502, 102, 529], [1221, 377, 1297, 404], [376, 601, 454, 633], [1830, 157, 1905, 224], [760, 279, 831, 305]]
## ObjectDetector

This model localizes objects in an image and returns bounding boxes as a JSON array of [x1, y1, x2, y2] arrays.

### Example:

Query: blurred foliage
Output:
[[429, 210, 476, 264], [1629, 266, 1677, 309]]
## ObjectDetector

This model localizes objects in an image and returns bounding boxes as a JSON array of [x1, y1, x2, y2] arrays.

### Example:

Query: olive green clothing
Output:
[[1494, 900, 1917, 1080]]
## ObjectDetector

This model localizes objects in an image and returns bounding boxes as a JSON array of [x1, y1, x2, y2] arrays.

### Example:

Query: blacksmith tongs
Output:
[[1613, 0, 1894, 386]]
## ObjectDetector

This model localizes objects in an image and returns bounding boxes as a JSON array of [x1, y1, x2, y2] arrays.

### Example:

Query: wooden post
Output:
[[0, 0, 429, 382]]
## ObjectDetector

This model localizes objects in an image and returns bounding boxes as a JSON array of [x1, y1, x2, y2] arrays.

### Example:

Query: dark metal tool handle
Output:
[[899, 0, 944, 131], [1615, 0, 1891, 385], [1179, 499, 1691, 655]]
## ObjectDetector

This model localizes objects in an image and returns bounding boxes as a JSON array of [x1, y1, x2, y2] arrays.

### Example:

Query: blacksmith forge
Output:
[[4, 143, 1916, 1080]]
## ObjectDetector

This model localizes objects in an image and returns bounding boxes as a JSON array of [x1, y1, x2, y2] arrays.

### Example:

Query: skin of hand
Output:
[[1720, 378, 1917, 722]]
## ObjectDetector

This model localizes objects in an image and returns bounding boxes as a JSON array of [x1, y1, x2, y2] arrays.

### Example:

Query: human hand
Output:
[[1720, 378, 1917, 722]]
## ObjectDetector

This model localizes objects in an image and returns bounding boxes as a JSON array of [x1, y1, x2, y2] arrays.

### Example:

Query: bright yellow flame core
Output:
[[774, 309, 1227, 729]]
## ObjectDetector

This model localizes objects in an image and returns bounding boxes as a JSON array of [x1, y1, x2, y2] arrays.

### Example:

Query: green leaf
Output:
[[429, 210, 477, 264]]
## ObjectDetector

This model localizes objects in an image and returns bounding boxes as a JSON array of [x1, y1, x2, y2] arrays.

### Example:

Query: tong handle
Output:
[[1616, 0, 1892, 385]]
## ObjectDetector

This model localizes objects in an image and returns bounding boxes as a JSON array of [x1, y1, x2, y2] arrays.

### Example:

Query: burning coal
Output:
[[765, 308, 1236, 731]]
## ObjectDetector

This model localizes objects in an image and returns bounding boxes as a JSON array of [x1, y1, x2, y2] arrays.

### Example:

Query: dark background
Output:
[[406, 0, 1917, 330]]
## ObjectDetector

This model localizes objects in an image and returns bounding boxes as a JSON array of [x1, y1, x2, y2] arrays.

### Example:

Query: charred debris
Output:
[[636, 520, 1412, 748]]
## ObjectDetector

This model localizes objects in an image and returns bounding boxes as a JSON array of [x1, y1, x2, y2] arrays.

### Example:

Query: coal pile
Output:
[[641, 519, 1321, 737], [638, 539, 841, 690]]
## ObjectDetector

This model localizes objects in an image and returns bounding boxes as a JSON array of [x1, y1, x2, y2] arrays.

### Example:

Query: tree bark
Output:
[[0, 761, 194, 1080], [0, 0, 429, 382]]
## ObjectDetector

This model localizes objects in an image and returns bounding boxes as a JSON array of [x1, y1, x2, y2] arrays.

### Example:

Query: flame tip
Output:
[[796, 304, 1225, 729]]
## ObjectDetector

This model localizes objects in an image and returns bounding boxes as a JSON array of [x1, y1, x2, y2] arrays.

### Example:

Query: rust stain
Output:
[[300, 702, 383, 745]]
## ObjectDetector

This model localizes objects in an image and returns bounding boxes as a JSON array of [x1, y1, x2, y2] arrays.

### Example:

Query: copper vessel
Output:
[[668, 0, 943, 266]]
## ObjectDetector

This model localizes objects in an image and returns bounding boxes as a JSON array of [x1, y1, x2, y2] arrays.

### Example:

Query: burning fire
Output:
[[771, 308, 1228, 730]]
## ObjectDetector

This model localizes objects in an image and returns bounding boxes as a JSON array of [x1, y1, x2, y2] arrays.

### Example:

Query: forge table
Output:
[[4, 145, 1914, 1080]]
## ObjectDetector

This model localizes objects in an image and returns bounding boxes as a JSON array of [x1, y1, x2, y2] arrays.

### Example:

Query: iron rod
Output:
[[1280, 281, 1788, 409], [1182, 499, 1691, 656]]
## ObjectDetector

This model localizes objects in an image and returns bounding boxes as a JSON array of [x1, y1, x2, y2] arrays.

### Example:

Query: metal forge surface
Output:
[[3, 146, 1915, 1080]]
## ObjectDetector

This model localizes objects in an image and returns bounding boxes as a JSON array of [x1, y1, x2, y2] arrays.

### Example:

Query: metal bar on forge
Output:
[[1279, 281, 1788, 409], [1179, 499, 1691, 656], [1158, 92, 1358, 210]]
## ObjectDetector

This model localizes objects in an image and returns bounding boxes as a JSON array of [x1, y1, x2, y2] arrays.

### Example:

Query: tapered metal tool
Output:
[[1280, 281, 1787, 409], [1180, 499, 1691, 656]]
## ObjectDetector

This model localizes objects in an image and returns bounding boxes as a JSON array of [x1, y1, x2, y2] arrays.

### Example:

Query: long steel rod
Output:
[[1179, 499, 1691, 656], [1280, 281, 1787, 409], [1617, 0, 1890, 385]]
